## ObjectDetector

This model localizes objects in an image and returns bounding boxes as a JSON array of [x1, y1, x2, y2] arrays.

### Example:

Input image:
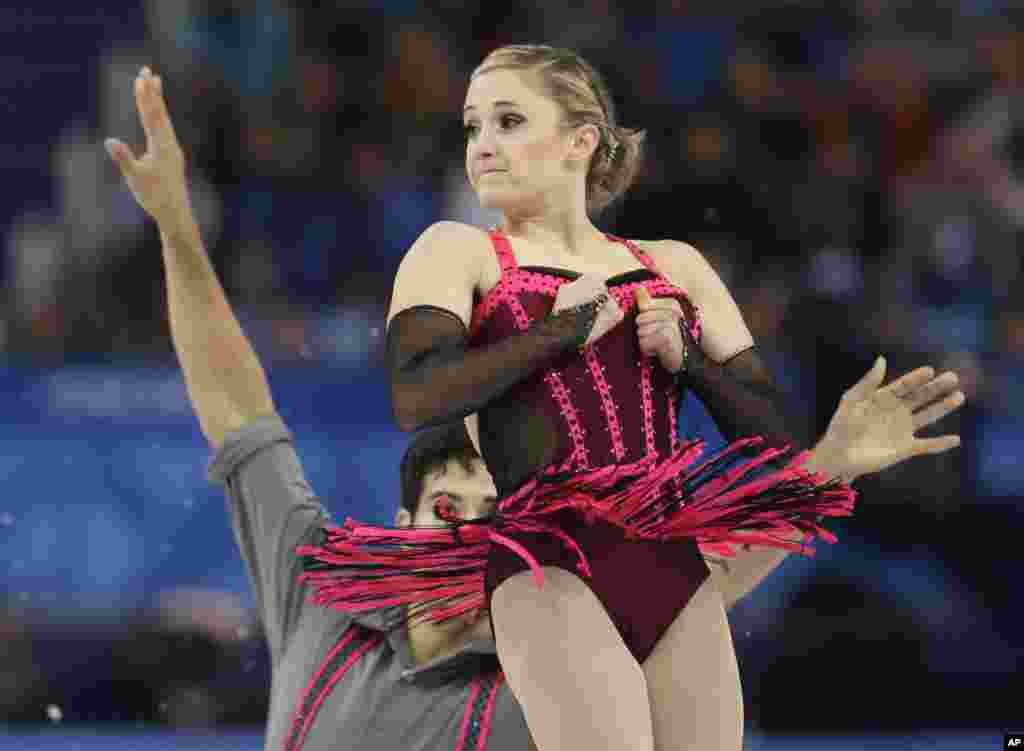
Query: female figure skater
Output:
[[104, 58, 961, 751], [298, 45, 965, 750]]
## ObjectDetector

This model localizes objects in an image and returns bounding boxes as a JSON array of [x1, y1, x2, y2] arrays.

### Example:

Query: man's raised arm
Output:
[[106, 67, 274, 448]]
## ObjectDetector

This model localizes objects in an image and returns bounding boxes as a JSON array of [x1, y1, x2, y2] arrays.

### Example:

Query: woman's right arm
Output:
[[386, 222, 616, 432]]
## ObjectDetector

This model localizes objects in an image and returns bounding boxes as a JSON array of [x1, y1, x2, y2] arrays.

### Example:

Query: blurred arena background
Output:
[[0, 0, 1021, 748]]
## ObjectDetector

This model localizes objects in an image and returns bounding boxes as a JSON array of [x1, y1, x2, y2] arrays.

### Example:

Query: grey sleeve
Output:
[[208, 415, 332, 660]]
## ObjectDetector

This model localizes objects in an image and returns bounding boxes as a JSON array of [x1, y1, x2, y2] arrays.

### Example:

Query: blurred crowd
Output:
[[1, 0, 1022, 733], [1, 588, 270, 728], [4, 0, 1021, 509], [3, 1, 1020, 397]]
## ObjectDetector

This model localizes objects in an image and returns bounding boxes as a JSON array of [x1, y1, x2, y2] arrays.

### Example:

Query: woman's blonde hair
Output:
[[472, 45, 645, 214]]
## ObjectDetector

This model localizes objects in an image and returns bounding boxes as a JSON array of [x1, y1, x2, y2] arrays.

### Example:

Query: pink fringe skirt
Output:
[[297, 437, 855, 649]]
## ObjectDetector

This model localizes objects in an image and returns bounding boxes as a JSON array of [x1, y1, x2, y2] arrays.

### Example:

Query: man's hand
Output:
[[105, 66, 190, 233], [709, 356, 965, 609], [105, 66, 275, 449], [813, 356, 964, 482]]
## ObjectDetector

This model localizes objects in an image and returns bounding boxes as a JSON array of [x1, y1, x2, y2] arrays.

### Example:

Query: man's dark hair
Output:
[[399, 423, 481, 515]]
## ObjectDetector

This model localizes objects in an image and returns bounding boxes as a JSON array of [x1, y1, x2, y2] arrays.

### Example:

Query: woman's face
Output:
[[463, 68, 577, 212]]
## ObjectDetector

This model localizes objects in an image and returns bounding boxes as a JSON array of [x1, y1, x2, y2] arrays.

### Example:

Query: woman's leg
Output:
[[491, 565, 655, 751], [641, 575, 744, 751]]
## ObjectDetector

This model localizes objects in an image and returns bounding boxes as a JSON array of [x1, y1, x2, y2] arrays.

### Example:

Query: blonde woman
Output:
[[109, 48, 965, 751]]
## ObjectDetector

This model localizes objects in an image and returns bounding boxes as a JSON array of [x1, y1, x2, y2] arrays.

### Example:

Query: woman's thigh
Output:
[[641, 575, 743, 751], [491, 566, 655, 751]]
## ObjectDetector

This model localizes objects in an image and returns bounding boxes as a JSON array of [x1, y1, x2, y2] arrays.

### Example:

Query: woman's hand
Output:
[[813, 357, 964, 482], [104, 67, 191, 233], [552, 275, 625, 347], [635, 287, 688, 373]]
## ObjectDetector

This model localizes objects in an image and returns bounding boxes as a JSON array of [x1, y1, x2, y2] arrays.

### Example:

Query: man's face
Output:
[[396, 457, 498, 528], [395, 457, 498, 637]]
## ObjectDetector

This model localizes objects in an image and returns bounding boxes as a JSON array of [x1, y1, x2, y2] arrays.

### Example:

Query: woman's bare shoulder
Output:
[[389, 222, 495, 326], [412, 221, 493, 256], [635, 239, 754, 359], [631, 239, 707, 287], [396, 222, 495, 279]]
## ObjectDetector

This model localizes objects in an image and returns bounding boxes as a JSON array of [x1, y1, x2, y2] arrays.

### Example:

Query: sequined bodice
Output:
[[466, 232, 703, 495]]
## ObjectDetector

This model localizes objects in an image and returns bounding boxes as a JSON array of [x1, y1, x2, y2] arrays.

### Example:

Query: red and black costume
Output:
[[299, 230, 854, 663]]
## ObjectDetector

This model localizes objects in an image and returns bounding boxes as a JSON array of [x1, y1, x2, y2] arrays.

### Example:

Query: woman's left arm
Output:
[[642, 239, 963, 477], [640, 239, 811, 454], [640, 240, 819, 603], [642, 240, 964, 606]]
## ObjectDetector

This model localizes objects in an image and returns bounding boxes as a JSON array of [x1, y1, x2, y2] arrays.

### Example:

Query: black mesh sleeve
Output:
[[679, 331, 811, 451], [386, 303, 599, 432]]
